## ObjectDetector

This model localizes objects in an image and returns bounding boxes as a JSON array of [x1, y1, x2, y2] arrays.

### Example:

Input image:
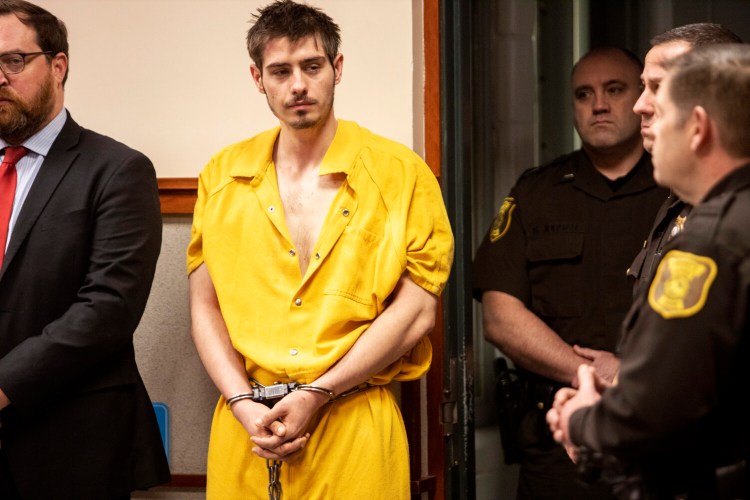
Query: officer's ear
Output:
[[688, 105, 713, 154]]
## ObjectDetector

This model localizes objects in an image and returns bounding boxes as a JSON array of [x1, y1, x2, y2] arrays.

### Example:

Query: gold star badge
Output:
[[669, 215, 687, 240]]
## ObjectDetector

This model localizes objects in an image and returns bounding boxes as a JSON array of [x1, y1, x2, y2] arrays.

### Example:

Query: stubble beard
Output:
[[269, 79, 336, 131], [0, 72, 56, 145], [289, 91, 335, 131], [290, 103, 330, 130], [291, 111, 321, 130]]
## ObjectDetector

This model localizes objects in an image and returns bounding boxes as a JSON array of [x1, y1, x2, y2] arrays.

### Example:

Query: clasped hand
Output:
[[546, 364, 610, 462], [232, 389, 330, 461]]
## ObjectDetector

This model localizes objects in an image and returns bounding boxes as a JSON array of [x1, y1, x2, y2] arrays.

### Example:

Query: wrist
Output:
[[295, 384, 335, 408], [226, 392, 255, 408], [227, 397, 266, 420], [295, 384, 335, 401]]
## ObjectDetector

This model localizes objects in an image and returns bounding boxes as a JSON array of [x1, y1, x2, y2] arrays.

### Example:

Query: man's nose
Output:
[[633, 90, 652, 116], [592, 92, 610, 113], [290, 69, 307, 95]]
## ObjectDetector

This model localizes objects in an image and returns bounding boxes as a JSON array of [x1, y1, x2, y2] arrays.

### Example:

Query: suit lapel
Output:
[[0, 116, 82, 279]]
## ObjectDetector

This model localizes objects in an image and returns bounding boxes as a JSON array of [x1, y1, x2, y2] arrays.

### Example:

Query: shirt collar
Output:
[[0, 108, 67, 156], [228, 119, 363, 180], [568, 149, 654, 200], [703, 162, 750, 202], [319, 120, 361, 175]]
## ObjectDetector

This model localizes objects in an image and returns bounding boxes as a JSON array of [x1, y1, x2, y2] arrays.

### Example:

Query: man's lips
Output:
[[287, 100, 315, 108]]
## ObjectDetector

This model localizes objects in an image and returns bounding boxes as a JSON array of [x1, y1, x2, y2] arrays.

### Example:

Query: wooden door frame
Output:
[[400, 0, 446, 499]]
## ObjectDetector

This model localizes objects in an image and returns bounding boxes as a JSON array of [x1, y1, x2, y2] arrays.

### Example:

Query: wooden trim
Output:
[[426, 302, 445, 500], [424, 0, 441, 180], [411, 475, 437, 496], [404, 1, 443, 499], [166, 474, 206, 488], [158, 177, 198, 215], [424, 1, 444, 498]]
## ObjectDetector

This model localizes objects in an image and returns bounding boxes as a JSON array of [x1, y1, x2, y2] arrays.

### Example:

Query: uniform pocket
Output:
[[527, 229, 584, 262], [527, 226, 585, 318]]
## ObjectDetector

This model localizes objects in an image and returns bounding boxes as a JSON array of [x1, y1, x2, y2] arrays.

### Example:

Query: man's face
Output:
[[0, 14, 64, 144], [250, 35, 342, 131], [572, 50, 642, 153], [633, 41, 691, 152], [651, 75, 691, 197]]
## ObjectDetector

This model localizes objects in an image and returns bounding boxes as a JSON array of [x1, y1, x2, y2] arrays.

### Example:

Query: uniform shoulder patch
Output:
[[648, 249, 717, 319], [490, 197, 516, 243]]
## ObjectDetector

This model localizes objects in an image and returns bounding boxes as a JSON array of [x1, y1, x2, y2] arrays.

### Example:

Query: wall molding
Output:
[[158, 178, 198, 215]]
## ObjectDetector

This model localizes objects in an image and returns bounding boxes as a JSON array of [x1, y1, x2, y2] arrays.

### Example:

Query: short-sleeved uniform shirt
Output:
[[187, 120, 453, 499], [474, 150, 668, 352], [570, 164, 750, 497]]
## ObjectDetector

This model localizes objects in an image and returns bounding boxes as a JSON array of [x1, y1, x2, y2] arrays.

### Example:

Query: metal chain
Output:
[[267, 459, 282, 500]]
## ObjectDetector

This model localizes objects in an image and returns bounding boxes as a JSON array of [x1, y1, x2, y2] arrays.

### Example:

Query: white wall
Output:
[[29, 0, 423, 482], [35, 0, 416, 177]]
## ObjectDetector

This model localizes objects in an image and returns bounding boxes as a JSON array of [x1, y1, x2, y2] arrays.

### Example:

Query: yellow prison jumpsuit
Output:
[[187, 120, 454, 499]]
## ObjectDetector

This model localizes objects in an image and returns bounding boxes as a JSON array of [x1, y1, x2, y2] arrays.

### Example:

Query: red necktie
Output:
[[0, 146, 27, 268]]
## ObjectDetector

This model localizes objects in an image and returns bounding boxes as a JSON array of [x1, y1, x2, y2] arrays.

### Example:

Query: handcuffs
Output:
[[226, 380, 334, 409], [226, 379, 372, 408], [225, 379, 374, 500]]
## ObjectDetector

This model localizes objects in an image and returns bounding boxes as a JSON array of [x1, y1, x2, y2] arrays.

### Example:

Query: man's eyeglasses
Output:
[[0, 51, 54, 75]]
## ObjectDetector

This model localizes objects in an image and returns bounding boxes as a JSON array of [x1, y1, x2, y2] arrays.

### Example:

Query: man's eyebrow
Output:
[[265, 56, 326, 70], [602, 79, 627, 86], [265, 61, 289, 70], [574, 78, 629, 93], [300, 56, 326, 65]]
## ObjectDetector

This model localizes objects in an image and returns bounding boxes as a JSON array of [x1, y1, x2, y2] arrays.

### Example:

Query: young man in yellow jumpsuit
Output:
[[187, 1, 454, 498]]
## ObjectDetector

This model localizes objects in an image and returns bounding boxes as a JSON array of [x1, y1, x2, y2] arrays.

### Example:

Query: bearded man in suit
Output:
[[0, 1, 170, 498]]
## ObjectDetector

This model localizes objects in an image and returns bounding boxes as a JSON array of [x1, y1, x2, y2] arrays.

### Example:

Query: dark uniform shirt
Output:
[[474, 150, 668, 353], [626, 192, 692, 299], [570, 163, 750, 498]]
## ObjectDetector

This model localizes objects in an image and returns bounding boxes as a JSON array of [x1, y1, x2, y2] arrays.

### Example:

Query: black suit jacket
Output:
[[0, 114, 170, 498]]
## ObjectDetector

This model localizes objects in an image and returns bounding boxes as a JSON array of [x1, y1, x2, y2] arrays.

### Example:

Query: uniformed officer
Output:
[[548, 43, 750, 500], [473, 46, 668, 499], [627, 23, 742, 297]]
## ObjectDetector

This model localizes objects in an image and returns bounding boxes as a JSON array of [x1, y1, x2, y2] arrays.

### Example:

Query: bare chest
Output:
[[278, 172, 346, 275]]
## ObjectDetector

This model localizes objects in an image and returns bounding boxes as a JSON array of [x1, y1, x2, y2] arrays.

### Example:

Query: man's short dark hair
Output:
[[0, 0, 68, 84], [665, 44, 750, 158], [651, 23, 743, 47], [246, 0, 341, 71]]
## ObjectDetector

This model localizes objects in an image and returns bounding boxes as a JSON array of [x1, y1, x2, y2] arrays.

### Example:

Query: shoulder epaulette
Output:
[[686, 193, 732, 243], [516, 151, 577, 182]]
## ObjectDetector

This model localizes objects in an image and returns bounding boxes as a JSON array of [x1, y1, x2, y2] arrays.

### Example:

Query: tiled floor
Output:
[[475, 425, 519, 499]]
